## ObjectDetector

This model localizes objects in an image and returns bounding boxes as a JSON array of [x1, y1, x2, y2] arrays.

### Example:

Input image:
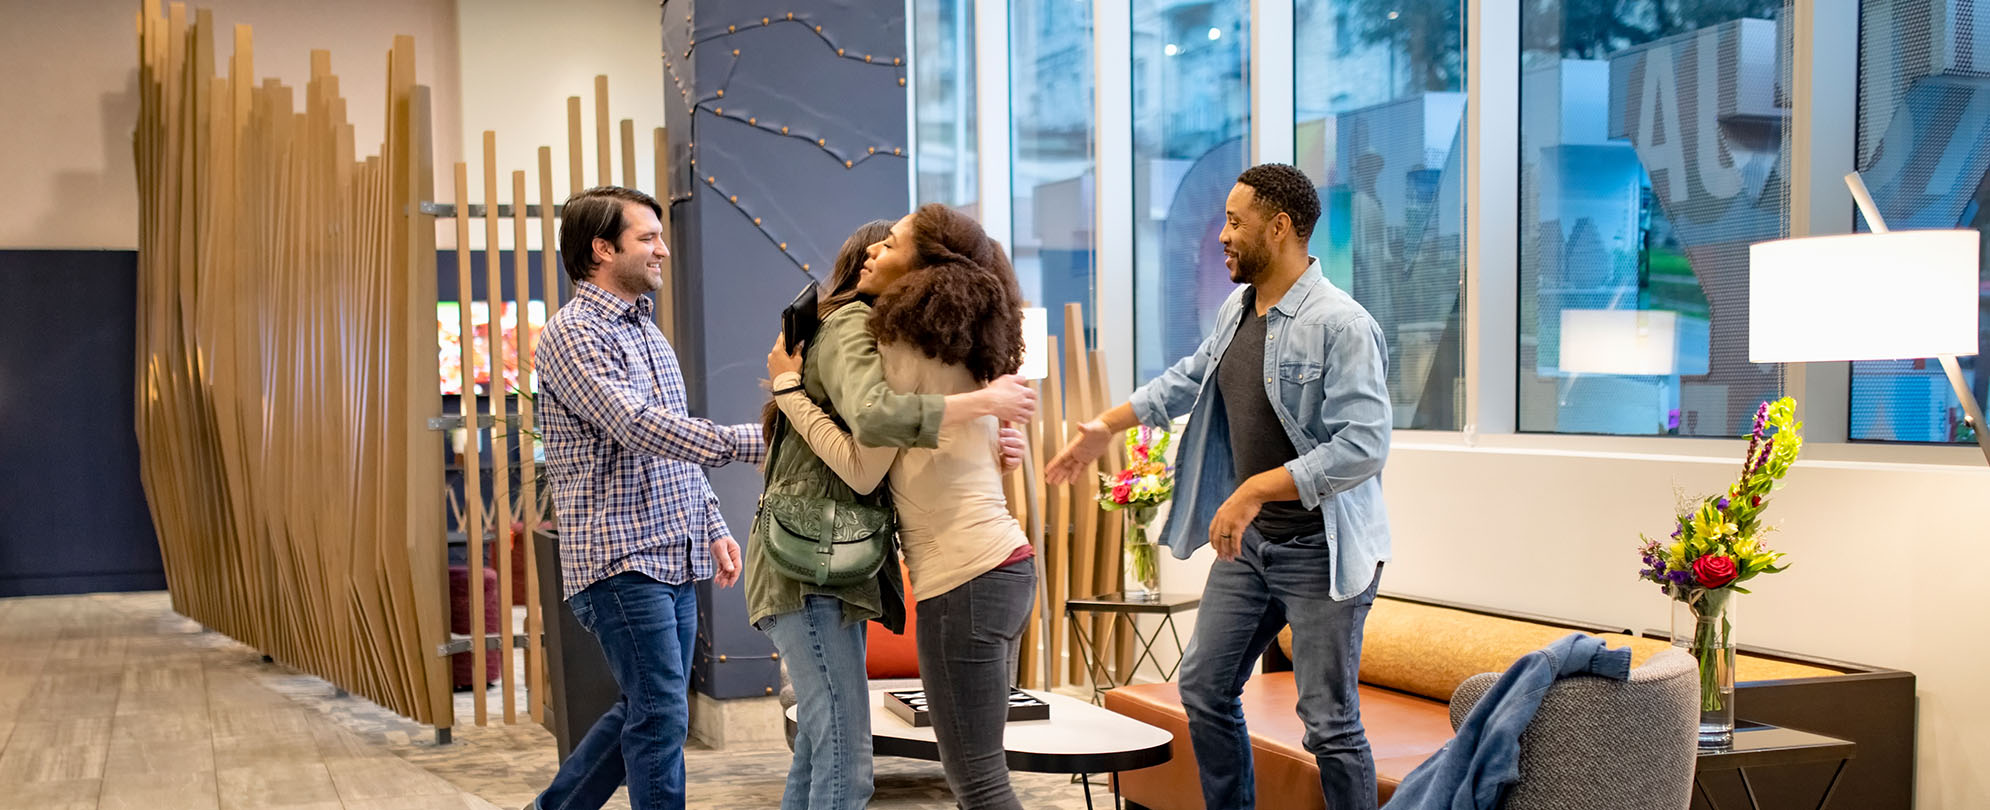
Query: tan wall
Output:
[[0, 0, 463, 249], [0, 0, 667, 250], [454, 0, 668, 250], [1152, 433, 1990, 809]]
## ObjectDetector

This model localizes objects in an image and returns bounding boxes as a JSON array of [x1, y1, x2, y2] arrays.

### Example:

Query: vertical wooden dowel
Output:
[[1063, 303, 1098, 685], [481, 130, 514, 725], [528, 145, 557, 724], [619, 119, 637, 189], [566, 96, 584, 195], [539, 146, 562, 311], [454, 161, 486, 727], [593, 75, 610, 186], [1040, 337, 1068, 688]]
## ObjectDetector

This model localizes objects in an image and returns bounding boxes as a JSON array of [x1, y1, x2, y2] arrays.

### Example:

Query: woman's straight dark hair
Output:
[[761, 219, 896, 443]]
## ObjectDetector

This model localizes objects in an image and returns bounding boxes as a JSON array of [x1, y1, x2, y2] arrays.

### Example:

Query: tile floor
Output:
[[0, 592, 1112, 809]]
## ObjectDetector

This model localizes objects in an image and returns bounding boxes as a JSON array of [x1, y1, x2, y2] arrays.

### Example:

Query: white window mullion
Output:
[[1249, 0, 1294, 166], [1095, 0, 1134, 400], [1785, 0, 1859, 442], [974, 0, 1013, 252], [1464, 0, 1519, 437]]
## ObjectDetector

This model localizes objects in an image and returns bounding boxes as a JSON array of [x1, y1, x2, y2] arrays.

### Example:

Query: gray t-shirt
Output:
[[1215, 289, 1320, 541]]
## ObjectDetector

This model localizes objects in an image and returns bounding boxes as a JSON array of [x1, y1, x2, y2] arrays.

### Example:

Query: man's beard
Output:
[[1230, 239, 1271, 285], [613, 253, 662, 293]]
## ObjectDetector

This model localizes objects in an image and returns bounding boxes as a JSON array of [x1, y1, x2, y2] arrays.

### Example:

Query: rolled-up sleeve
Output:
[[1284, 315, 1391, 509]]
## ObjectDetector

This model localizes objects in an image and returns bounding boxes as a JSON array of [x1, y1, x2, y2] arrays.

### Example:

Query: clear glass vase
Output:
[[1122, 506, 1161, 601], [1671, 589, 1737, 749]]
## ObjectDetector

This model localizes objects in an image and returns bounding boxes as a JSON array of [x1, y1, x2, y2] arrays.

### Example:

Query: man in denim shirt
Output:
[[1049, 164, 1391, 810]]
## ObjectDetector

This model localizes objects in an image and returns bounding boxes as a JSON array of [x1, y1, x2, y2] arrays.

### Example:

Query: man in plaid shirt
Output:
[[527, 186, 765, 810]]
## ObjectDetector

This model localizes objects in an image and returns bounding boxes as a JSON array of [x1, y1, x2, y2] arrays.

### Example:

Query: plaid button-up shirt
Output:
[[536, 281, 766, 599]]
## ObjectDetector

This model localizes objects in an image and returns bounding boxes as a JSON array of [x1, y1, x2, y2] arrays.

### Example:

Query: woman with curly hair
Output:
[[767, 203, 1037, 809], [749, 218, 1035, 810]]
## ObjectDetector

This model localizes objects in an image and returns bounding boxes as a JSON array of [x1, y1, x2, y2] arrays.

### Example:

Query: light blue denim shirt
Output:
[[1128, 259, 1392, 600]]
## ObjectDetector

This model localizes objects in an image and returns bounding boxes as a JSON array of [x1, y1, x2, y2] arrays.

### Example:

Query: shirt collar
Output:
[[1264, 258, 1324, 318], [575, 281, 653, 324]]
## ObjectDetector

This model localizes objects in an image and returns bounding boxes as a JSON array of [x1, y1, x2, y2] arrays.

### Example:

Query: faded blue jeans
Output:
[[535, 571, 696, 810], [1179, 527, 1383, 810], [758, 595, 874, 810]]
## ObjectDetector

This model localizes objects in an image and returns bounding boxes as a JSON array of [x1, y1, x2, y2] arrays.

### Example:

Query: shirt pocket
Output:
[[1273, 317, 1331, 434], [1277, 359, 1324, 428]]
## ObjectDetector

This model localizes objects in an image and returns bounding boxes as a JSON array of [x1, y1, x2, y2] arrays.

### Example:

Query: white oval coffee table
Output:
[[785, 686, 1175, 808]]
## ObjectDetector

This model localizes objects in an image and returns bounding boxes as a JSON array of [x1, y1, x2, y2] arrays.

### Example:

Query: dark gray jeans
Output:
[[914, 559, 1037, 810]]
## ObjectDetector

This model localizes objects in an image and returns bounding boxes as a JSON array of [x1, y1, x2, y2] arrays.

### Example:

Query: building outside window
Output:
[[1847, 0, 1990, 445], [1518, 0, 1790, 436]]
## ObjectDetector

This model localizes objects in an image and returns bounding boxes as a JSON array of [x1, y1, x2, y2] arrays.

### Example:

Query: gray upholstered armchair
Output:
[[1448, 647, 1700, 810]]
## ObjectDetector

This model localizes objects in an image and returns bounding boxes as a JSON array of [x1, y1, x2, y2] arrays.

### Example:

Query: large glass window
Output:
[[914, 0, 977, 210], [1295, 0, 1467, 429], [1847, 0, 1990, 444], [1011, 0, 1097, 340], [1518, 0, 1789, 436], [1131, 1, 1249, 383]]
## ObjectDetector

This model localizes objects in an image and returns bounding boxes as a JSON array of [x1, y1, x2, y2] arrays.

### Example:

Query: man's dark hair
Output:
[[559, 186, 663, 284], [1236, 163, 1321, 242]]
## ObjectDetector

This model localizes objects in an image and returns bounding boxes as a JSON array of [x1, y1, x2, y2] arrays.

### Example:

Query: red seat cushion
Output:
[[865, 562, 918, 679]]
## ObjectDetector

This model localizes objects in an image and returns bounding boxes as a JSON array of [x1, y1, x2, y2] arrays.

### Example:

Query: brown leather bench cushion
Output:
[[1106, 675, 1454, 810]]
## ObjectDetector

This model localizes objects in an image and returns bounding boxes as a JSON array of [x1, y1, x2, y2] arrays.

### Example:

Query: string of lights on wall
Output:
[[661, 8, 909, 277]]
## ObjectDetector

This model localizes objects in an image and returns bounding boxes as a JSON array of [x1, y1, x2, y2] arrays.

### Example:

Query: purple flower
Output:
[[1668, 570, 1692, 586], [1671, 528, 1682, 539], [1716, 496, 1730, 511]]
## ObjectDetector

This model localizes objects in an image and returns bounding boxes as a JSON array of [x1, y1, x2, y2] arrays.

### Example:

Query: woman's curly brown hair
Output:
[[867, 204, 1025, 383]]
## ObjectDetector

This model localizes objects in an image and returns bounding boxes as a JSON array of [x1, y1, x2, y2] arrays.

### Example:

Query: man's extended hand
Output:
[[1044, 419, 1112, 484], [710, 536, 743, 587], [1208, 489, 1264, 562], [998, 424, 1026, 473]]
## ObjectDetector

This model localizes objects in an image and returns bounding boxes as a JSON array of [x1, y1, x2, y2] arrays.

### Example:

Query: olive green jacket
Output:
[[744, 301, 943, 631]]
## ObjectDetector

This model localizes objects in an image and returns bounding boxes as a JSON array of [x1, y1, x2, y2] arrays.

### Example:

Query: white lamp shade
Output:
[[1559, 309, 1680, 375], [1749, 230, 1980, 363], [1019, 307, 1050, 380]]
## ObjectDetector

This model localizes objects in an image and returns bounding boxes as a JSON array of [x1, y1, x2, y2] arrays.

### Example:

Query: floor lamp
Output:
[[1748, 173, 1989, 466]]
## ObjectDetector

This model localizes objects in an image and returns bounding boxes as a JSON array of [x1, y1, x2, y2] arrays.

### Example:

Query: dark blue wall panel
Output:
[[663, 0, 910, 699], [0, 250, 164, 597]]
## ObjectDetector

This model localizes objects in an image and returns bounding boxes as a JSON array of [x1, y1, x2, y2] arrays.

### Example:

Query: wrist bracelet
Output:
[[771, 384, 805, 397]]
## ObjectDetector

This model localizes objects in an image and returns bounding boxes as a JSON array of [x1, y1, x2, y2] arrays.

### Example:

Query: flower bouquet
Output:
[[1098, 426, 1175, 600], [1637, 397, 1802, 747]]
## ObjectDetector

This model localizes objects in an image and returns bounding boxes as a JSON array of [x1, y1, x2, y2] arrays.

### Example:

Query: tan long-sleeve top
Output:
[[775, 343, 1028, 600]]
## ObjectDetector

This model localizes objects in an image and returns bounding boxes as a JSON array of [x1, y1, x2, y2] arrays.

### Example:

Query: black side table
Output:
[[1064, 592, 1199, 704], [1694, 723, 1857, 810]]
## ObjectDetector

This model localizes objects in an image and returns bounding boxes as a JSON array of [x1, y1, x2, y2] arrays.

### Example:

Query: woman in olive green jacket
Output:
[[747, 221, 1034, 810]]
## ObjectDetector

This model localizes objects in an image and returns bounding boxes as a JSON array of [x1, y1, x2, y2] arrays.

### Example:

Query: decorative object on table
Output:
[[883, 687, 1051, 727], [1097, 426, 1175, 600], [1637, 396, 1803, 748]]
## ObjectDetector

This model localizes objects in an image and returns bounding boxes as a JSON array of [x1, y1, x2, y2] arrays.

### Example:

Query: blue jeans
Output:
[[1179, 528, 1382, 810], [536, 571, 697, 810], [758, 595, 873, 810], [915, 560, 1037, 810]]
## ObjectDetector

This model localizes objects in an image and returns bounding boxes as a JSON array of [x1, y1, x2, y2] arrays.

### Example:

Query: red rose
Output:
[[1692, 555, 1739, 589], [1112, 482, 1133, 504]]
